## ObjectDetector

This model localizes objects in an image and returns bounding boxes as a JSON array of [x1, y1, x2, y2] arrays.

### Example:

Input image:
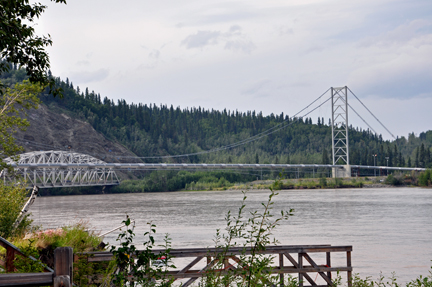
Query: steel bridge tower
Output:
[[331, 86, 351, 178]]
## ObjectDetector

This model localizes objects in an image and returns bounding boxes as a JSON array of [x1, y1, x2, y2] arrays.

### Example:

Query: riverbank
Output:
[[185, 176, 393, 192], [38, 169, 430, 196]]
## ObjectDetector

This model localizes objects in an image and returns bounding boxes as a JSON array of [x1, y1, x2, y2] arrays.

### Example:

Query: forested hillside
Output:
[[37, 74, 431, 169], [2, 66, 432, 181]]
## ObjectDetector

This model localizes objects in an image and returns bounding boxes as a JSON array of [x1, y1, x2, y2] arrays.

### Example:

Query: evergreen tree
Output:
[[419, 143, 426, 168], [322, 148, 330, 164]]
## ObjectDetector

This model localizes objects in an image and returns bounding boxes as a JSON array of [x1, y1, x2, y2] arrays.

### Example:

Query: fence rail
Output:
[[1, 242, 352, 287], [0, 236, 71, 287], [82, 244, 353, 287]]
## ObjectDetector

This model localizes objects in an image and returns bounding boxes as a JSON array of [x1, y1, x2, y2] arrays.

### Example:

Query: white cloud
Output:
[[181, 30, 221, 49], [348, 20, 432, 99], [181, 25, 256, 54], [35, 0, 432, 138], [225, 40, 256, 54], [360, 19, 432, 47], [69, 69, 109, 84], [278, 25, 294, 36], [242, 79, 272, 97], [149, 50, 160, 59]]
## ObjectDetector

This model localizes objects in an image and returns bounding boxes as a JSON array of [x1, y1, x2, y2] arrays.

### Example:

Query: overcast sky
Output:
[[36, 0, 432, 140]]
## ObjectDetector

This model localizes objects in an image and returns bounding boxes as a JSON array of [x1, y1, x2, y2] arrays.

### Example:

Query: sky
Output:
[[35, 0, 432, 140]]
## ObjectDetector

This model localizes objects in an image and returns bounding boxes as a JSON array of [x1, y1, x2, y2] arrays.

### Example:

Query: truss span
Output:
[[1, 150, 120, 188]]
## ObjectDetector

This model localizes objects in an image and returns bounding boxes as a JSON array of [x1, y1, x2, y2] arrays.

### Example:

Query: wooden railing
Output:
[[0, 235, 53, 273], [1, 240, 352, 287], [83, 244, 353, 287], [0, 235, 72, 287]]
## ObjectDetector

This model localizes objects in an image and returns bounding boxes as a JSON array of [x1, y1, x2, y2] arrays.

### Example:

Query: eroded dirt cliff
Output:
[[14, 104, 143, 180]]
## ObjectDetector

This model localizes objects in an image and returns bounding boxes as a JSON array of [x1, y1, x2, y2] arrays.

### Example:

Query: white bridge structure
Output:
[[1, 150, 425, 189], [1, 151, 120, 188], [1, 87, 427, 189]]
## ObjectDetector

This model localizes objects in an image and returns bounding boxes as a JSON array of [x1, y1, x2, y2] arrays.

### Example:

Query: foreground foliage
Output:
[[1, 222, 104, 275], [0, 182, 32, 239], [0, 80, 42, 171], [109, 217, 174, 287], [0, 0, 66, 95], [332, 269, 432, 287], [201, 180, 294, 287]]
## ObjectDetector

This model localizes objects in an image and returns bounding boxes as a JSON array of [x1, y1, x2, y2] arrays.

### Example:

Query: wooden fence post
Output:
[[347, 250, 352, 287], [326, 251, 331, 286], [54, 247, 73, 287], [298, 253, 303, 287], [279, 253, 284, 286], [6, 246, 15, 272]]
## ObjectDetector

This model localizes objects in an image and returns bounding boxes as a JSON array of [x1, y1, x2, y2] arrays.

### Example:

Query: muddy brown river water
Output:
[[31, 187, 432, 284]]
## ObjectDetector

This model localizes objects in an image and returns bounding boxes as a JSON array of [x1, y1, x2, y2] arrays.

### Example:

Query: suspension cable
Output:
[[347, 87, 396, 140]]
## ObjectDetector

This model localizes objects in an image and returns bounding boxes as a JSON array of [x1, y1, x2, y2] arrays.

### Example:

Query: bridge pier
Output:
[[332, 165, 351, 178]]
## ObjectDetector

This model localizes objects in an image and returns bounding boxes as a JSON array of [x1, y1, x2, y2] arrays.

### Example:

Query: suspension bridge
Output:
[[1, 86, 426, 189]]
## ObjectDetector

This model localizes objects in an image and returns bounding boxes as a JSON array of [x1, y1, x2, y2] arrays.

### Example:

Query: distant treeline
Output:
[[37, 75, 432, 168], [2, 66, 432, 192]]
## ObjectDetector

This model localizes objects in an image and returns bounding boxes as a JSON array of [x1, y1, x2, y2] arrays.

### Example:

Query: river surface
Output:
[[31, 187, 432, 284]]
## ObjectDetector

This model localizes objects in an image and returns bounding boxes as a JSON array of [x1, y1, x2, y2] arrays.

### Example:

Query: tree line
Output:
[[2, 67, 432, 173]]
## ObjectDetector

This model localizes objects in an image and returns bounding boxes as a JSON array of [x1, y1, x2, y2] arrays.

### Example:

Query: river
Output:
[[31, 187, 432, 284]]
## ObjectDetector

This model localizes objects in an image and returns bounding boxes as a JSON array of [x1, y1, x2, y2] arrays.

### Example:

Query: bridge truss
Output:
[[331, 87, 349, 165], [1, 151, 120, 188]]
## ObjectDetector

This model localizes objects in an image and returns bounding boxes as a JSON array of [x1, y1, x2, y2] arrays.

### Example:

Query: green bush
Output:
[[0, 183, 33, 239], [202, 179, 294, 286], [319, 177, 327, 188], [13, 240, 46, 273], [109, 217, 175, 286], [418, 170, 432, 187]]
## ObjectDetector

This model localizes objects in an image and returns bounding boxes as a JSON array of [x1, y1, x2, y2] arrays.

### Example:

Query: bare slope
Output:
[[14, 104, 143, 179]]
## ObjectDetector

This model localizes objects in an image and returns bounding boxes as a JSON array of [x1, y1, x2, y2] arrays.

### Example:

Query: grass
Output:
[[0, 220, 104, 274], [229, 177, 369, 191], [11, 220, 102, 253]]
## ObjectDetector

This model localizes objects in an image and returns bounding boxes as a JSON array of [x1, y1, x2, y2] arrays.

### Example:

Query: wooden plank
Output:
[[0, 272, 53, 286], [299, 252, 303, 287], [54, 247, 73, 285], [6, 246, 15, 272], [347, 251, 352, 287], [163, 266, 352, 278], [182, 277, 198, 287], [81, 245, 352, 261], [284, 253, 316, 285], [178, 256, 203, 274], [326, 251, 331, 286], [80, 244, 353, 286], [279, 253, 284, 286], [90, 265, 352, 282], [182, 256, 217, 287], [302, 253, 332, 285]]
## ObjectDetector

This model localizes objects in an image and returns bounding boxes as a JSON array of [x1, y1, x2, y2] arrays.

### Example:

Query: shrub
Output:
[[202, 180, 294, 286], [109, 217, 175, 286], [419, 170, 432, 187], [319, 177, 327, 188], [13, 240, 46, 273], [385, 173, 404, 186], [0, 183, 33, 239]]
